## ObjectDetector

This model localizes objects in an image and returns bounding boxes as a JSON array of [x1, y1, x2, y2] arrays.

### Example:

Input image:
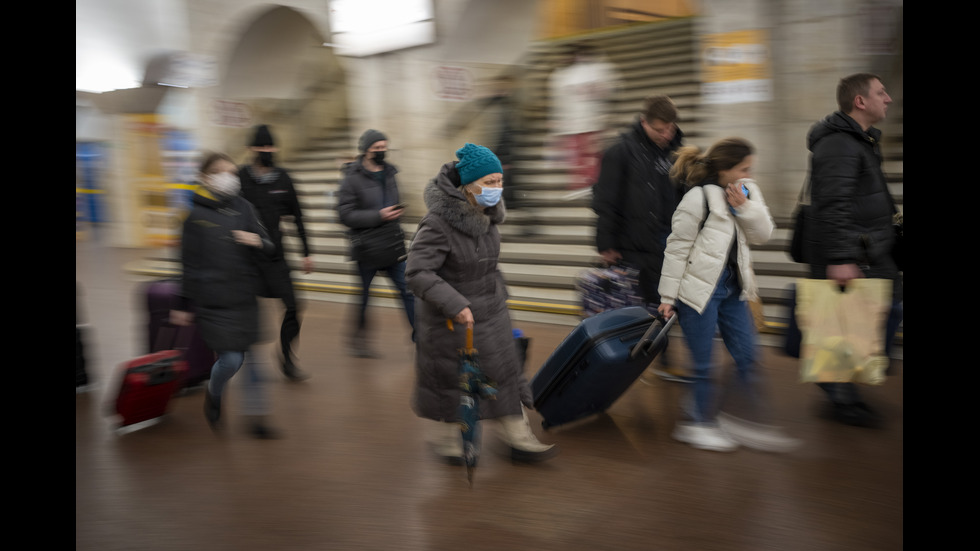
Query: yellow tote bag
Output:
[[794, 278, 892, 385]]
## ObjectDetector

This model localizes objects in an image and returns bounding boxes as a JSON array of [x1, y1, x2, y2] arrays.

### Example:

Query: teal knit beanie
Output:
[[455, 143, 503, 186]]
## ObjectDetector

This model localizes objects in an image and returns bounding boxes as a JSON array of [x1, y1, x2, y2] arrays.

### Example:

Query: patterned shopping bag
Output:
[[794, 278, 892, 385]]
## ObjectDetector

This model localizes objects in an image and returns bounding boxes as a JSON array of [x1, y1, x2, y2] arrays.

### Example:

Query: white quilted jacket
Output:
[[658, 180, 774, 315]]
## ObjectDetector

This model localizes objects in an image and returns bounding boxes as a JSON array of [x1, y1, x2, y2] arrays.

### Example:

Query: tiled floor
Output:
[[76, 239, 903, 551]]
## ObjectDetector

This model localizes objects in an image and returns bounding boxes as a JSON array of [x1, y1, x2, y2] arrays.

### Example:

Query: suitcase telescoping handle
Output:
[[153, 322, 195, 353], [629, 314, 676, 360]]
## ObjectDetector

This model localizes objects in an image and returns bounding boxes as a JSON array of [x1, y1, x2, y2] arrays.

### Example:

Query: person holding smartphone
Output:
[[337, 129, 416, 357], [658, 137, 799, 453]]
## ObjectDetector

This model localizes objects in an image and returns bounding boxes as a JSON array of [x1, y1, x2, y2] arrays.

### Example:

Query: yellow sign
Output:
[[121, 114, 184, 248], [701, 29, 772, 104]]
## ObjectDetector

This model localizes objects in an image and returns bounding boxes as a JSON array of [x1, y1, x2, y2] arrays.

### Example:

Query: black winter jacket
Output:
[[805, 111, 901, 298], [592, 118, 684, 303], [239, 165, 310, 261], [179, 187, 275, 351], [336, 157, 405, 261]]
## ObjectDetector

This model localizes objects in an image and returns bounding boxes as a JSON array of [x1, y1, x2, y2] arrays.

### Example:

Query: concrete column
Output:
[[696, 0, 901, 218]]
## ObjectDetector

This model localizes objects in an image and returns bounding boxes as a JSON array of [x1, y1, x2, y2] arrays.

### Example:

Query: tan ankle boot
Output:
[[495, 409, 558, 462], [424, 419, 463, 464]]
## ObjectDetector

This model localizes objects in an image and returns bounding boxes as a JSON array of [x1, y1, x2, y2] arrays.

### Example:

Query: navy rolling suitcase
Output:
[[531, 306, 676, 429]]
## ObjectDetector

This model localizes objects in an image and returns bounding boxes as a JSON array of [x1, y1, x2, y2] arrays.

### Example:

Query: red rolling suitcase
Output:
[[113, 350, 188, 429], [111, 325, 190, 430]]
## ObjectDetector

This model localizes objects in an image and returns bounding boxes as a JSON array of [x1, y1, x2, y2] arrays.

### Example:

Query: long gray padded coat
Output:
[[406, 162, 531, 422]]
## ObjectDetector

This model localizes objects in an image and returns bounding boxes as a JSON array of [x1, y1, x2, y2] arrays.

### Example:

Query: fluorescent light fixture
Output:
[[327, 0, 435, 57]]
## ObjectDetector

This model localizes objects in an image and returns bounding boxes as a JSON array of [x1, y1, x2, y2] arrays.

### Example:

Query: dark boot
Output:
[[281, 357, 311, 382], [349, 331, 380, 358], [280, 312, 309, 381], [247, 417, 281, 439], [830, 401, 883, 428], [204, 389, 221, 430]]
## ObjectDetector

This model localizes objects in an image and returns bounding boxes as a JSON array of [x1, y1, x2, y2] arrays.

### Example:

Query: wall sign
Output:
[[701, 29, 773, 105]]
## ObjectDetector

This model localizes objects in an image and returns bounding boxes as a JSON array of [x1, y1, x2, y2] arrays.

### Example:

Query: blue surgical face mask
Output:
[[473, 185, 503, 207]]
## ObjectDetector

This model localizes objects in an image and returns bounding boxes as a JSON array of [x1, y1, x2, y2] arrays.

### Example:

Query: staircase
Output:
[[133, 17, 902, 350], [271, 18, 709, 326]]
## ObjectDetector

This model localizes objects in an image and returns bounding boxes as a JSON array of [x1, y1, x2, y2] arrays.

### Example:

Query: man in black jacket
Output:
[[336, 129, 415, 358], [593, 94, 684, 307], [592, 95, 687, 382], [239, 125, 313, 382], [805, 73, 903, 427]]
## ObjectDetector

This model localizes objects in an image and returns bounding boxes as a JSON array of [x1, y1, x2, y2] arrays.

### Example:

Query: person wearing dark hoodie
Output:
[[336, 129, 416, 357], [804, 73, 903, 428], [407, 143, 557, 464], [239, 125, 312, 382], [171, 152, 279, 438]]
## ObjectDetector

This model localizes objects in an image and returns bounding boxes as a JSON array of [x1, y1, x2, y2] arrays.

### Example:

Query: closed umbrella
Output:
[[449, 321, 497, 486]]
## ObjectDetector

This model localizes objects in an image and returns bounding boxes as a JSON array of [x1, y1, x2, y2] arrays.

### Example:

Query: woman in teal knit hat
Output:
[[406, 143, 557, 465]]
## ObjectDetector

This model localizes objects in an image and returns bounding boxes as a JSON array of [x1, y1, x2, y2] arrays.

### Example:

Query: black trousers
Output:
[[257, 259, 301, 363]]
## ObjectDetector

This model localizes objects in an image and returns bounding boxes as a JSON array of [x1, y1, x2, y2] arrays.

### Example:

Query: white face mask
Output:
[[208, 171, 241, 197]]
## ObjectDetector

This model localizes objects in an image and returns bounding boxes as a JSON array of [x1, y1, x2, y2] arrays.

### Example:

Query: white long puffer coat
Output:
[[658, 180, 774, 315]]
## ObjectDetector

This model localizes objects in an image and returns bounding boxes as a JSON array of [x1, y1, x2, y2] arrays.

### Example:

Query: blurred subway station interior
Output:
[[76, 1, 903, 550]]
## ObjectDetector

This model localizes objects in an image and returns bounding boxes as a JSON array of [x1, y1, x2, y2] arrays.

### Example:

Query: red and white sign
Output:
[[209, 99, 253, 128], [432, 66, 473, 101]]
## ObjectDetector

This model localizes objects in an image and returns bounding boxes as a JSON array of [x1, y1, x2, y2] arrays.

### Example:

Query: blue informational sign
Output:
[[76, 142, 105, 224], [161, 129, 198, 213]]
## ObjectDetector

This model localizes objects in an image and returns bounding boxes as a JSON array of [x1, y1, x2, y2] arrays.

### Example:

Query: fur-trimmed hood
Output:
[[422, 161, 506, 238]]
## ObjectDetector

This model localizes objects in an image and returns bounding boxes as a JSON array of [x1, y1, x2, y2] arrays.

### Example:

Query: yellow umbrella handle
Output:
[[445, 319, 475, 351]]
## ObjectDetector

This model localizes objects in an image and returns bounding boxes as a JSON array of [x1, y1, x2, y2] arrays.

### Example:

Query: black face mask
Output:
[[257, 151, 275, 167], [372, 151, 386, 165]]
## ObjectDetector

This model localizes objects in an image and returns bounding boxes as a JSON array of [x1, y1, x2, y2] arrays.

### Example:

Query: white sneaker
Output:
[[718, 413, 802, 453], [672, 422, 739, 452]]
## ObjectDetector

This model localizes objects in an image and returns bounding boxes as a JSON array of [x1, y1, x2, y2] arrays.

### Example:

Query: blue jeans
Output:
[[209, 350, 267, 416], [676, 268, 766, 424], [357, 260, 416, 340]]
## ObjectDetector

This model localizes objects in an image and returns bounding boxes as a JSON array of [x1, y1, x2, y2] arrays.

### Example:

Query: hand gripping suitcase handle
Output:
[[629, 314, 676, 360], [153, 322, 195, 354]]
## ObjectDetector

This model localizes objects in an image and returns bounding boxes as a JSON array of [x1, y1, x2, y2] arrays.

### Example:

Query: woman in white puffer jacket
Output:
[[658, 137, 798, 453]]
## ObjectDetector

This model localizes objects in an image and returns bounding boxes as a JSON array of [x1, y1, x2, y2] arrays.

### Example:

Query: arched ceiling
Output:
[[222, 6, 340, 100]]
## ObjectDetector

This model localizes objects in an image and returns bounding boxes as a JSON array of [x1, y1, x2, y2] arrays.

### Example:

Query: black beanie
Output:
[[358, 129, 388, 153], [251, 125, 275, 147]]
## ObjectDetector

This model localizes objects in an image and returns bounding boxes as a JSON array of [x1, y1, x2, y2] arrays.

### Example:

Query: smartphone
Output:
[[734, 179, 750, 197], [393, 203, 408, 210]]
